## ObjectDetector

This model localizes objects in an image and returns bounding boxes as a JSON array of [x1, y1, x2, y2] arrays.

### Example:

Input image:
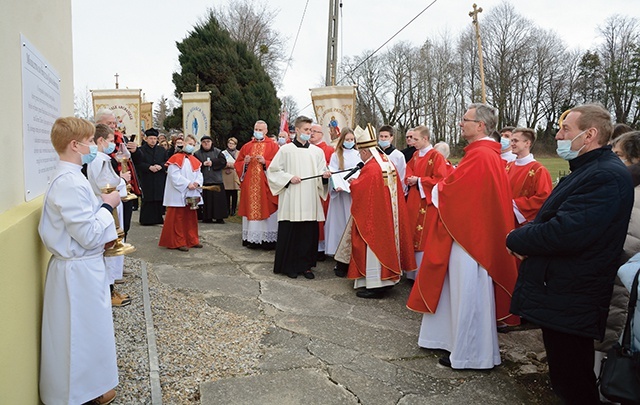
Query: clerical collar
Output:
[[382, 145, 396, 155], [293, 138, 309, 148], [418, 145, 433, 157], [514, 153, 535, 166]]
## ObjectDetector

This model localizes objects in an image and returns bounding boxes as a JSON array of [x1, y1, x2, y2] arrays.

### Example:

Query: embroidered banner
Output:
[[140, 101, 153, 140], [310, 85, 357, 144], [182, 91, 211, 140], [92, 89, 141, 137]]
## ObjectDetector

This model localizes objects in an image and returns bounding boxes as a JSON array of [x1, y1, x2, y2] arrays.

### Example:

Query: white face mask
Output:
[[556, 130, 587, 161], [500, 137, 511, 151]]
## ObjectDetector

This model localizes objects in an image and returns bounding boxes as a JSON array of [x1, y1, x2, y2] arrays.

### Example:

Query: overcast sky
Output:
[[72, 0, 640, 118]]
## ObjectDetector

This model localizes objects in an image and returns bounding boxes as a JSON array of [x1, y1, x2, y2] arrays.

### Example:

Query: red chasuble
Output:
[[505, 160, 552, 224], [405, 148, 449, 252], [347, 154, 416, 281], [407, 140, 519, 326], [234, 139, 279, 220]]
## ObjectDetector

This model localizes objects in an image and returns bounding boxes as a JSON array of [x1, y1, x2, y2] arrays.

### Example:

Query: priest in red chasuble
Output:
[[505, 127, 552, 226], [335, 125, 416, 299], [404, 125, 450, 280], [406, 103, 519, 370], [234, 120, 280, 249]]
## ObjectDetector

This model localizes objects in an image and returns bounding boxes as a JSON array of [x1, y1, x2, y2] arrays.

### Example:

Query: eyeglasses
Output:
[[461, 118, 481, 123], [311, 130, 323, 134]]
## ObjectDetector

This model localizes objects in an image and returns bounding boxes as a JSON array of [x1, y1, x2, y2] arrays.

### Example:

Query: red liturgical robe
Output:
[[405, 148, 449, 252], [407, 139, 519, 326], [234, 139, 279, 220], [347, 154, 416, 281], [314, 141, 334, 244], [505, 158, 552, 224]]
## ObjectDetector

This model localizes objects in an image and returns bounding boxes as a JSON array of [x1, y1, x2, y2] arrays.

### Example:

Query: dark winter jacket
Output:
[[194, 147, 226, 185], [506, 146, 634, 340]]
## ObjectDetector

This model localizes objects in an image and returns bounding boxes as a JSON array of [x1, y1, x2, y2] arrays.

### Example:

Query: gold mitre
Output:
[[558, 109, 571, 127], [354, 124, 378, 149]]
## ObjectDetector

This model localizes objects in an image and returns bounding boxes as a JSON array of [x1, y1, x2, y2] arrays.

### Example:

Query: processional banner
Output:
[[140, 101, 153, 138], [182, 91, 211, 140], [310, 85, 357, 144], [92, 89, 141, 137]]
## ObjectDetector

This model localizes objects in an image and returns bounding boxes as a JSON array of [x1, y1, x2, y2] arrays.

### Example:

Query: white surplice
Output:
[[38, 161, 119, 404], [163, 155, 204, 207], [325, 148, 362, 256], [87, 152, 125, 283], [416, 184, 501, 369], [267, 143, 328, 221]]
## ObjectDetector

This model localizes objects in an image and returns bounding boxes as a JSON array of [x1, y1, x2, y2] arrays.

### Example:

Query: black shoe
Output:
[[215, 219, 225, 224], [334, 265, 347, 278], [246, 242, 259, 249], [303, 270, 315, 279], [286, 273, 298, 279], [438, 355, 452, 368], [317, 251, 326, 261], [356, 289, 385, 299]]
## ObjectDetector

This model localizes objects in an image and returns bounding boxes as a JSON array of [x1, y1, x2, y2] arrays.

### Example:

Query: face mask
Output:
[[300, 134, 311, 142], [254, 131, 264, 140], [378, 140, 391, 148], [183, 144, 195, 154], [500, 137, 511, 150], [343, 141, 355, 149], [78, 143, 98, 164], [277, 138, 286, 145], [104, 141, 116, 155], [556, 130, 586, 161]]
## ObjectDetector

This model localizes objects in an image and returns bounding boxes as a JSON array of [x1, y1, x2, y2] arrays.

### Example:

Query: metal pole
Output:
[[325, 0, 340, 86], [469, 4, 486, 104]]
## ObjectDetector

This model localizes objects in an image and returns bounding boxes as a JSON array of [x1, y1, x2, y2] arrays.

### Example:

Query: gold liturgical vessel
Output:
[[118, 156, 138, 202], [101, 184, 136, 256], [185, 185, 220, 209]]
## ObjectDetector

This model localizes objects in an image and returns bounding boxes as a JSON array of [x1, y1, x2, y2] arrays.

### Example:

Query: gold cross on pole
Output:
[[469, 4, 487, 104]]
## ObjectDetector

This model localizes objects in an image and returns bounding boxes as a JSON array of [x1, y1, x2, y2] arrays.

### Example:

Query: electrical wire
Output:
[[336, 0, 439, 85], [281, 0, 311, 84]]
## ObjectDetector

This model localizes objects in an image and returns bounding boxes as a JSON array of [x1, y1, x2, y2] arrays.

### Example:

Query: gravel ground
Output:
[[112, 257, 269, 404]]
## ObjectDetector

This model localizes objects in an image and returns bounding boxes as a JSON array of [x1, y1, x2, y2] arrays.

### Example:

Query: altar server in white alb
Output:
[[86, 123, 131, 307], [39, 117, 120, 405], [268, 115, 331, 279]]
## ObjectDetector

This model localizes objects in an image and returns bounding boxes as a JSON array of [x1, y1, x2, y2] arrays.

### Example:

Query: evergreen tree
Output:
[[170, 12, 280, 146]]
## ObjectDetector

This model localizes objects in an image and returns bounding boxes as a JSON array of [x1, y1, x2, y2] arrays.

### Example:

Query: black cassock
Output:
[[136, 143, 167, 225], [194, 147, 228, 222]]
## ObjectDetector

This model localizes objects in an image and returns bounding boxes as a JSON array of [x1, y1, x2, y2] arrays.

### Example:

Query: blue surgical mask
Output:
[[343, 141, 355, 149], [184, 144, 195, 154], [277, 138, 286, 145], [500, 137, 511, 150], [104, 142, 116, 155], [300, 134, 311, 142], [254, 131, 264, 140], [556, 130, 586, 161], [79, 143, 98, 164], [378, 140, 391, 148]]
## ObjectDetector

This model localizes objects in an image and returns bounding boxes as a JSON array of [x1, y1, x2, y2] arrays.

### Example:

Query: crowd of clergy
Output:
[[38, 101, 640, 404]]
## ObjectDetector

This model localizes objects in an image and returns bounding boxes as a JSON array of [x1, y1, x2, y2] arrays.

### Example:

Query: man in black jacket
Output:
[[506, 104, 634, 404]]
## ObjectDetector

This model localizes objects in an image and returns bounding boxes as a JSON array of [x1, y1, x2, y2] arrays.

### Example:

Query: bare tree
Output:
[[280, 95, 299, 123], [154, 95, 173, 129], [598, 15, 640, 124], [74, 86, 94, 121], [211, 0, 287, 86]]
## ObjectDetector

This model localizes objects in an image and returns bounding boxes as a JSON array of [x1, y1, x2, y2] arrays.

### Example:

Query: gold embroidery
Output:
[[416, 225, 423, 231], [419, 208, 426, 214], [528, 169, 535, 177], [428, 159, 433, 165]]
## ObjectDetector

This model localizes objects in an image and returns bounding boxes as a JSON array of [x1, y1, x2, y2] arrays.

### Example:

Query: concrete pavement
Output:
[[127, 216, 557, 405]]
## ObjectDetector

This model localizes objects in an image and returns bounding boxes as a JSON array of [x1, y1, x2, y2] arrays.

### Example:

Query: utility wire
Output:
[[336, 0, 439, 85], [300, 0, 439, 113], [281, 0, 311, 84]]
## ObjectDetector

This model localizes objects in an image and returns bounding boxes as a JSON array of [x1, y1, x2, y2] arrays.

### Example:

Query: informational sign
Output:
[[182, 91, 211, 139], [310, 86, 357, 144], [21, 34, 61, 201], [92, 89, 141, 136]]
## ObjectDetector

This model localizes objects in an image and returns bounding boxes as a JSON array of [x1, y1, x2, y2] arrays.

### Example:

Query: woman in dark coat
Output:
[[136, 128, 167, 225], [194, 136, 228, 223]]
